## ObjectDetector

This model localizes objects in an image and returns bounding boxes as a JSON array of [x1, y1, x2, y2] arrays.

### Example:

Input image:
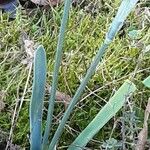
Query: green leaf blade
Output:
[[42, 0, 72, 148], [68, 80, 136, 150], [105, 0, 139, 43], [30, 45, 47, 150]]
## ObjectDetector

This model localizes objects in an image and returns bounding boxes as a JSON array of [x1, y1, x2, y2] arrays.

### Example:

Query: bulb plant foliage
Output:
[[30, 0, 140, 150]]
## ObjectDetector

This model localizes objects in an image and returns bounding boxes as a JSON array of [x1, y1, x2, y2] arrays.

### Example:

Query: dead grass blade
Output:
[[136, 98, 150, 150], [0, 91, 5, 112]]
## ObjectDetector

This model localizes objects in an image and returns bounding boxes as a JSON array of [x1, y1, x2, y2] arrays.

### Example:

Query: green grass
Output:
[[0, 1, 150, 149]]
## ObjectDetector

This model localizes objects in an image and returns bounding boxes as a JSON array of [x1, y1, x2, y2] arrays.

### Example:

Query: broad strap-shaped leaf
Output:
[[30, 45, 46, 150], [49, 1, 138, 149], [143, 76, 150, 88], [68, 80, 136, 150]]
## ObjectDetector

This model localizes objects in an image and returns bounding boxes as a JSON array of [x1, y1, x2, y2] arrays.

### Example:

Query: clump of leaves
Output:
[[29, 0, 139, 150]]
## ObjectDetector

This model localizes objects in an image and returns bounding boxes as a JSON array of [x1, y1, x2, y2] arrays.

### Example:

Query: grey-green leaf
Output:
[[42, 0, 72, 148], [30, 45, 47, 150], [68, 80, 136, 150]]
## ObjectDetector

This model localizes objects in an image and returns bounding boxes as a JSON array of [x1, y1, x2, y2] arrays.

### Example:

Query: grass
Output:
[[0, 0, 150, 149]]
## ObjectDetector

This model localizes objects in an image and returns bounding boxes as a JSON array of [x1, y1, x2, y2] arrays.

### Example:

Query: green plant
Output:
[[29, 0, 139, 150]]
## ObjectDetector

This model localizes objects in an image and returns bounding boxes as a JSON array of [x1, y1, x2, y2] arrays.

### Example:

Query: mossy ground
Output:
[[0, 0, 150, 149]]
